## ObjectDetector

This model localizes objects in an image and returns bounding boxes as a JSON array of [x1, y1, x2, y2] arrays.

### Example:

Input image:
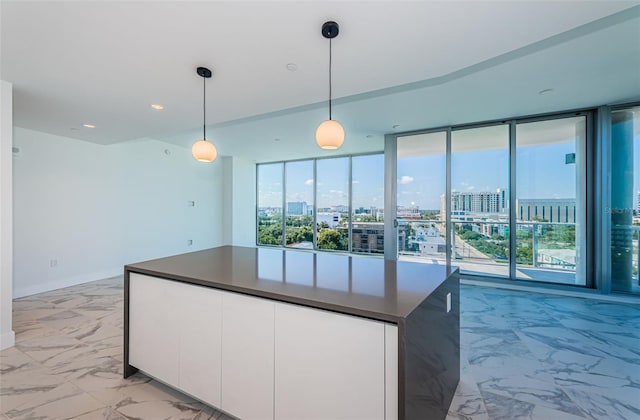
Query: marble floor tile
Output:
[[69, 406, 128, 420], [113, 398, 204, 420], [15, 333, 84, 364], [5, 382, 105, 420], [0, 348, 33, 376], [482, 390, 588, 420], [193, 404, 236, 420], [564, 387, 640, 420], [476, 373, 585, 417], [36, 309, 94, 331], [13, 322, 60, 344], [446, 365, 488, 420], [0, 363, 70, 413]]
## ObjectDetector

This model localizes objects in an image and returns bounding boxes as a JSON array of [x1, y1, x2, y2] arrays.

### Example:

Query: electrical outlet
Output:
[[187, 201, 195, 207], [50, 259, 58, 268], [187, 240, 193, 246]]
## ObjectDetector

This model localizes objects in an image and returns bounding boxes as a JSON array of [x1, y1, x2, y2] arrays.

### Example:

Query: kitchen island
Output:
[[124, 246, 459, 420]]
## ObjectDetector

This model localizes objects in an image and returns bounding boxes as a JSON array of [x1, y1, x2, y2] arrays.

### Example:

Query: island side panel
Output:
[[123, 269, 138, 378], [402, 271, 460, 420]]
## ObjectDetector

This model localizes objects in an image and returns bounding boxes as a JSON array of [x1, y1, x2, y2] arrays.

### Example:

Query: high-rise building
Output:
[[287, 201, 308, 215], [440, 189, 508, 219]]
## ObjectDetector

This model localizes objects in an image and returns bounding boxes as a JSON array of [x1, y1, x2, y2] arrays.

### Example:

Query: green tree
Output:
[[317, 230, 345, 250]]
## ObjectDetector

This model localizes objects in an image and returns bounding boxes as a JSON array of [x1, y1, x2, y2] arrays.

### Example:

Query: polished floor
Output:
[[0, 277, 638, 420]]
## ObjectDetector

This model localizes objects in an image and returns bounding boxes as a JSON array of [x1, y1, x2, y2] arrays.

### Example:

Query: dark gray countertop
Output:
[[125, 245, 458, 323]]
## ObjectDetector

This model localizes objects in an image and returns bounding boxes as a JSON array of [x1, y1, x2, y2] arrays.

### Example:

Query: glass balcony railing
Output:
[[397, 219, 600, 285]]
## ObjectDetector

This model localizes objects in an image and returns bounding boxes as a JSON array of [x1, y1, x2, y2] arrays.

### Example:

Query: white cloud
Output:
[[467, 186, 475, 190], [305, 179, 314, 186], [398, 175, 414, 185]]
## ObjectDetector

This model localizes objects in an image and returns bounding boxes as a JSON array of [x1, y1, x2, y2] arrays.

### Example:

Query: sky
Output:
[[259, 123, 640, 212]]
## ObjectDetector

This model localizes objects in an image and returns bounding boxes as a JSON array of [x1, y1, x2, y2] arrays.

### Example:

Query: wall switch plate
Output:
[[187, 240, 193, 246], [50, 259, 58, 268], [187, 201, 195, 207], [446, 292, 451, 313]]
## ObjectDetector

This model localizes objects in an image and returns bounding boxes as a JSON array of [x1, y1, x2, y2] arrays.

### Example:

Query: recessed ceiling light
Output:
[[274, 138, 281, 142], [83, 123, 96, 129], [392, 124, 401, 129], [151, 104, 164, 110], [286, 63, 298, 72], [538, 88, 554, 95]]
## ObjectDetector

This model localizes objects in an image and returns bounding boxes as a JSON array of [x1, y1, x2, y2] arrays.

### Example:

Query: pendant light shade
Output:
[[316, 21, 345, 150], [315, 119, 345, 149], [191, 66, 217, 162], [192, 139, 217, 162]]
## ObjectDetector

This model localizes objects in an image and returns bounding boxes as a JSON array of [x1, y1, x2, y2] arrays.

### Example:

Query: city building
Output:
[[409, 225, 446, 256], [397, 205, 421, 219], [286, 201, 310, 216], [517, 198, 576, 223], [350, 222, 385, 254], [440, 190, 508, 219]]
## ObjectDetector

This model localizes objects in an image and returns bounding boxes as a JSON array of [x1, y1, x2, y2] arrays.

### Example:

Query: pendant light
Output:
[[192, 67, 218, 162], [315, 21, 345, 150]]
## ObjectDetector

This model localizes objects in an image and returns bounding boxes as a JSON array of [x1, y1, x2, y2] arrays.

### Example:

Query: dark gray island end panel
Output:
[[123, 245, 460, 420], [401, 271, 460, 420]]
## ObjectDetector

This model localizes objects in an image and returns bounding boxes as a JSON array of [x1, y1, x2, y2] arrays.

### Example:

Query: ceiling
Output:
[[2, 1, 640, 163]]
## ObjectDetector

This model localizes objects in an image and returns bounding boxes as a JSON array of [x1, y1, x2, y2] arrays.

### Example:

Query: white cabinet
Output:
[[129, 274, 222, 407], [176, 282, 222, 407], [221, 292, 274, 419], [274, 302, 386, 420], [128, 274, 397, 420], [129, 273, 181, 385]]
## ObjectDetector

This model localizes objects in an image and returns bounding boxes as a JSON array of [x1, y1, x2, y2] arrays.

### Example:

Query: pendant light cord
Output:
[[203, 74, 207, 140], [329, 37, 332, 121]]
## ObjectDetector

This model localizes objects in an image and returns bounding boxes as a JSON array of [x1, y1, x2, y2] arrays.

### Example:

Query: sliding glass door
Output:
[[515, 117, 587, 286], [396, 131, 447, 265], [451, 125, 510, 278], [390, 114, 590, 286]]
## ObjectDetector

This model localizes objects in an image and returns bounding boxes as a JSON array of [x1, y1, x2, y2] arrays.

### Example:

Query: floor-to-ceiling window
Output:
[[388, 113, 593, 287], [351, 154, 385, 254], [396, 131, 447, 264], [256, 153, 384, 255], [284, 160, 314, 249], [316, 157, 350, 251], [610, 106, 639, 294], [515, 116, 587, 286], [451, 125, 510, 278], [257, 163, 283, 246]]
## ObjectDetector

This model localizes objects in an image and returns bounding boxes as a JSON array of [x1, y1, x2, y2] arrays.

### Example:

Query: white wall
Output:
[[0, 81, 15, 349], [13, 127, 224, 298], [221, 156, 256, 247]]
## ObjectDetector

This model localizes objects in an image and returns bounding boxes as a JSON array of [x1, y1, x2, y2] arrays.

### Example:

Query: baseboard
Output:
[[13, 268, 123, 299], [0, 330, 15, 350]]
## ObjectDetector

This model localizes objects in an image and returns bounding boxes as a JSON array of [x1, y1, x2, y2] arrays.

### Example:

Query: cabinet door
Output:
[[221, 292, 274, 420], [274, 302, 385, 420], [175, 281, 222, 407], [128, 273, 180, 385]]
